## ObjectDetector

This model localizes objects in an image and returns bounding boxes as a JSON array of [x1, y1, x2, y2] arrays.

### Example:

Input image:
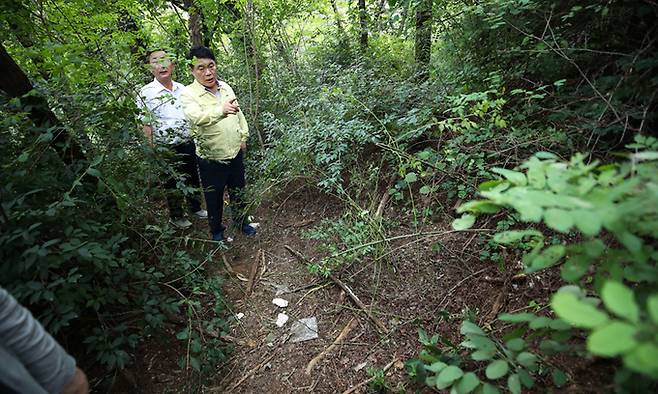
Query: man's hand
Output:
[[223, 97, 240, 115], [241, 141, 246, 152], [60, 368, 89, 394]]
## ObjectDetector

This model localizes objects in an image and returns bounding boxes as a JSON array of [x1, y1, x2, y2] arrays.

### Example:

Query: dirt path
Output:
[[200, 184, 514, 393]]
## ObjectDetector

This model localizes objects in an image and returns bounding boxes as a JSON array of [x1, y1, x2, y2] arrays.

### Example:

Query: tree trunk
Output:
[[358, 0, 368, 53], [0, 44, 85, 165], [414, 0, 432, 80], [184, 0, 204, 47]]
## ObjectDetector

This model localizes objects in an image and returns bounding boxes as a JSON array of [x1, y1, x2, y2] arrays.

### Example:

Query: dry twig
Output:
[[284, 245, 388, 334], [305, 318, 358, 375]]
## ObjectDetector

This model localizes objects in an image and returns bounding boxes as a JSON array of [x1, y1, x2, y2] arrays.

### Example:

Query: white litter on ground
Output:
[[272, 298, 289, 307], [289, 317, 318, 343], [275, 313, 289, 327]]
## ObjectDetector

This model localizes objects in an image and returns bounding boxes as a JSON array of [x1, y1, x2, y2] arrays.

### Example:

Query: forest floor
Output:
[[111, 181, 610, 393]]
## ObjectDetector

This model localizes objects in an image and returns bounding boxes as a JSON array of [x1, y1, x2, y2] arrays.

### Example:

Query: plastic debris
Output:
[[235, 312, 245, 320], [272, 298, 289, 307], [289, 317, 318, 343], [273, 283, 291, 296], [275, 313, 289, 327]]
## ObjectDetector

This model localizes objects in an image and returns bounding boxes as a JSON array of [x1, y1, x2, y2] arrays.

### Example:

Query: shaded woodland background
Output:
[[1, 0, 657, 392]]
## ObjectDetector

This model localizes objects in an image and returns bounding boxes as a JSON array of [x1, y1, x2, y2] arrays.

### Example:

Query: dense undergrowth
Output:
[[1, 0, 657, 392]]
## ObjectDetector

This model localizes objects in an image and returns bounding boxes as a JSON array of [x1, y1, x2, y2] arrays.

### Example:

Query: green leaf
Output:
[[551, 291, 609, 329], [492, 168, 527, 186], [552, 369, 568, 387], [457, 200, 501, 214], [529, 316, 552, 329], [419, 185, 431, 194], [587, 321, 638, 356], [648, 295, 658, 325], [601, 281, 639, 323], [405, 172, 418, 183], [518, 369, 534, 388], [493, 230, 543, 244], [426, 361, 447, 373], [485, 360, 509, 380], [472, 349, 496, 361], [460, 321, 485, 336], [452, 214, 476, 230], [506, 338, 525, 352], [571, 210, 602, 235], [516, 352, 538, 369], [623, 343, 658, 377], [437, 366, 464, 389], [544, 209, 573, 233], [455, 372, 480, 393], [528, 245, 566, 272], [189, 356, 201, 371], [176, 329, 189, 340], [508, 373, 521, 394], [498, 313, 536, 322], [560, 254, 591, 282], [482, 383, 501, 394]]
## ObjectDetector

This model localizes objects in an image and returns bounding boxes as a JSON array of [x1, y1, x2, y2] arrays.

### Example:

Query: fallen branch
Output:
[[305, 318, 358, 375], [284, 245, 388, 334], [245, 250, 262, 298], [342, 357, 399, 394], [375, 175, 397, 219]]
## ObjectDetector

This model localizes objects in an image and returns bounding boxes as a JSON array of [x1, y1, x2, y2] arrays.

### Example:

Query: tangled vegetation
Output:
[[1, 0, 656, 392]]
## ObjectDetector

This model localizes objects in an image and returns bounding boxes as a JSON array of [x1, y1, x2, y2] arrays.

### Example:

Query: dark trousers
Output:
[[197, 151, 248, 235], [163, 141, 202, 219]]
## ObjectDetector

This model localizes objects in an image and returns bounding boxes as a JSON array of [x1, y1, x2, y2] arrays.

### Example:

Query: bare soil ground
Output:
[[111, 181, 614, 393]]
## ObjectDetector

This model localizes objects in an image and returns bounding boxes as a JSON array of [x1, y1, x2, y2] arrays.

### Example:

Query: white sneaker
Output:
[[193, 209, 208, 219], [170, 218, 192, 229]]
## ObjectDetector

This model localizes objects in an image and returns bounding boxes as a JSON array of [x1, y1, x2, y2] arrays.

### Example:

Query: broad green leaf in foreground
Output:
[[551, 291, 609, 328]]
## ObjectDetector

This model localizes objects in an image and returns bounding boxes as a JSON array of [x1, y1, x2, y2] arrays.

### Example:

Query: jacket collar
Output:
[[190, 79, 225, 97]]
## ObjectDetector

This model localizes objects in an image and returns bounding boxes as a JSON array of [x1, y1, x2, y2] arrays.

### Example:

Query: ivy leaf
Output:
[[452, 214, 476, 231], [551, 291, 609, 329], [587, 321, 638, 356], [601, 281, 639, 323], [485, 360, 509, 379]]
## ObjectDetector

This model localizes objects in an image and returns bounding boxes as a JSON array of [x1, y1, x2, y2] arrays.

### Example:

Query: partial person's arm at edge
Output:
[[142, 124, 154, 145], [0, 287, 88, 394], [179, 90, 225, 127]]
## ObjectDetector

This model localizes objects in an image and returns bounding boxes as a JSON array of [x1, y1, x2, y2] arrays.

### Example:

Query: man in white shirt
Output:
[[137, 49, 207, 228]]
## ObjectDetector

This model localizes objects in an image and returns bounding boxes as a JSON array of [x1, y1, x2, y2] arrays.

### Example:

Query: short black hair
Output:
[[144, 48, 166, 64], [187, 46, 215, 66]]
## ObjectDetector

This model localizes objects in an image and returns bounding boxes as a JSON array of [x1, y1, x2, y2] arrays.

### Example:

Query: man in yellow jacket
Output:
[[179, 46, 257, 242]]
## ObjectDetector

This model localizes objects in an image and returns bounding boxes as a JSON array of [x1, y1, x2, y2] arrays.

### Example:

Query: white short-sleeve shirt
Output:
[[137, 79, 191, 145]]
